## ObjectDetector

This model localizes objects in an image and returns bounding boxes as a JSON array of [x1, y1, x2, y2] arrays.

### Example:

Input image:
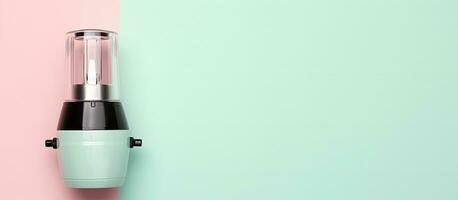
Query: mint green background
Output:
[[120, 1, 458, 199]]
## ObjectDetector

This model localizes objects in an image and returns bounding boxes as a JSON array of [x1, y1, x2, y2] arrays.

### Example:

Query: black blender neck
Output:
[[57, 101, 129, 130]]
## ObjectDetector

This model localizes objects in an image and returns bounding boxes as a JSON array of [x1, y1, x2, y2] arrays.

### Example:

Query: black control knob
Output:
[[130, 137, 142, 148], [45, 138, 58, 149]]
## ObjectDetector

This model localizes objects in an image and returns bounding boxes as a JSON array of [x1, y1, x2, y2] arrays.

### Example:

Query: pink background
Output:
[[0, 0, 119, 199]]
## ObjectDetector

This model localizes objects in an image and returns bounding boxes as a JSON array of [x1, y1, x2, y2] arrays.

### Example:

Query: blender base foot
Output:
[[64, 177, 125, 188]]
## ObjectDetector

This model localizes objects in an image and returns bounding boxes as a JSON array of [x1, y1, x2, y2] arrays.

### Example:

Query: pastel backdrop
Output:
[[0, 0, 118, 199], [119, 0, 458, 200], [1, 0, 458, 199]]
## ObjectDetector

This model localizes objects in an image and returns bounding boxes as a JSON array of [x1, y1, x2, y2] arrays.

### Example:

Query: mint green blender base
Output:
[[58, 130, 130, 188]]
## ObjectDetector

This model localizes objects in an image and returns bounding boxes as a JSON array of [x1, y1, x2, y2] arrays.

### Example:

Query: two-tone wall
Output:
[[1, 0, 458, 199]]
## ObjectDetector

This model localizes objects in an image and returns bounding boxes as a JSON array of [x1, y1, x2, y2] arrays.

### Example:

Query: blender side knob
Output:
[[130, 137, 142, 148], [45, 138, 58, 149]]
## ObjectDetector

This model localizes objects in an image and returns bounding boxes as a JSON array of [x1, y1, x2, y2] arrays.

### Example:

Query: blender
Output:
[[45, 29, 142, 188]]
